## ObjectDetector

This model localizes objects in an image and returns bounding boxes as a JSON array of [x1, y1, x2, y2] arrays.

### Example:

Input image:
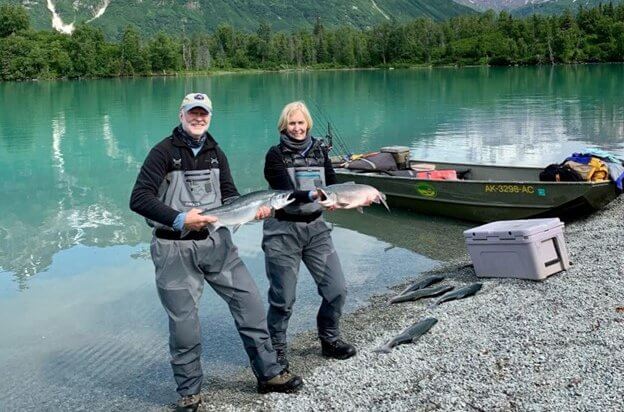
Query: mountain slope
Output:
[[453, 1, 546, 11], [454, 0, 624, 14], [1, 0, 476, 39], [513, 0, 624, 16]]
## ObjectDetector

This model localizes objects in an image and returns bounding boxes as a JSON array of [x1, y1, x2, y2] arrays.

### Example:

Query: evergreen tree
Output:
[[68, 24, 106, 77], [0, 4, 29, 38], [148, 32, 180, 72], [120, 26, 148, 75]]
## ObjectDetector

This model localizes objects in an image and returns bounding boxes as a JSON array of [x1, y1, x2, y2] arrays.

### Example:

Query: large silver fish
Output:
[[201, 190, 293, 230], [389, 284, 454, 304], [317, 182, 389, 213], [428, 283, 483, 309], [373, 318, 438, 354]]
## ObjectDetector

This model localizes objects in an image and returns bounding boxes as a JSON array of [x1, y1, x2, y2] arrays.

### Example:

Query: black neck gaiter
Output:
[[177, 125, 206, 149], [279, 132, 312, 153]]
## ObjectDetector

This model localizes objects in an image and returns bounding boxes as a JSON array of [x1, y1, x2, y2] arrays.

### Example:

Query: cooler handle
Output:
[[544, 237, 563, 268]]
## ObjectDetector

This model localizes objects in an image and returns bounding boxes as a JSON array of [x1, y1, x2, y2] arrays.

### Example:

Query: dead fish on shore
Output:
[[373, 318, 438, 354], [317, 183, 389, 213], [396, 275, 445, 297], [428, 283, 483, 309], [200, 190, 293, 231], [389, 284, 454, 304]]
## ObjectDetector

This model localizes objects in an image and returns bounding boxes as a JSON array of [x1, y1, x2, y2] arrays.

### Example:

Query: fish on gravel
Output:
[[396, 275, 445, 297], [317, 182, 389, 213], [389, 284, 454, 304], [428, 283, 483, 309], [373, 318, 438, 354], [201, 190, 293, 230]]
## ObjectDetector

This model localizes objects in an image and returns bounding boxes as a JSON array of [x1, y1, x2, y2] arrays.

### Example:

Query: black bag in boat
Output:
[[539, 164, 584, 182], [346, 152, 398, 171]]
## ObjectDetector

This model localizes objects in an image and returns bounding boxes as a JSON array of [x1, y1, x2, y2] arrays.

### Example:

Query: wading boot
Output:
[[321, 338, 357, 360], [257, 370, 303, 394], [175, 394, 201, 412], [276, 347, 290, 371]]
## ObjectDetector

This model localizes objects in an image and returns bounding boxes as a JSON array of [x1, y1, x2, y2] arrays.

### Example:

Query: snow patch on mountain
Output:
[[44, 0, 111, 34], [46, 0, 74, 34], [86, 0, 110, 23], [371, 0, 390, 20]]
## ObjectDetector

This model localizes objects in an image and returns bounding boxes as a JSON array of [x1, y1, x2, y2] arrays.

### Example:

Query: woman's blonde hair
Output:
[[277, 101, 313, 133]]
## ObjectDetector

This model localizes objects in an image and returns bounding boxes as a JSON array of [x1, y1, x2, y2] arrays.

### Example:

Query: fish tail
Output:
[[379, 193, 390, 212]]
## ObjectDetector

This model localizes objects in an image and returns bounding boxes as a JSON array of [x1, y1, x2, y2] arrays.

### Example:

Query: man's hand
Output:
[[184, 208, 218, 231], [255, 206, 272, 220]]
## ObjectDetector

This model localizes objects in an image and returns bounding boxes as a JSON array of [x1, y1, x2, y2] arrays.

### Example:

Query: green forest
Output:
[[1, 3, 624, 81]]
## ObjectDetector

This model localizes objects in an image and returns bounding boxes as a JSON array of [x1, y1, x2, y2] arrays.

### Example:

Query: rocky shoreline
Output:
[[183, 195, 623, 411]]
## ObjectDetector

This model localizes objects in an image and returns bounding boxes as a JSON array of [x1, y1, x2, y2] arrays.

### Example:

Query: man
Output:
[[130, 93, 302, 412]]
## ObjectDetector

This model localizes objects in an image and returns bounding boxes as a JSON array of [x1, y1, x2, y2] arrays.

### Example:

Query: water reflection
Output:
[[327, 207, 471, 262]]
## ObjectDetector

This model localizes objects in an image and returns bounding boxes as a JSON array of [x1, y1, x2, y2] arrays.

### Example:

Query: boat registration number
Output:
[[485, 184, 535, 194]]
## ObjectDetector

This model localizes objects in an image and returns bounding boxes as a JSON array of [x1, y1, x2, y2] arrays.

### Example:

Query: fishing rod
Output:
[[307, 99, 339, 151], [308, 100, 354, 162], [308, 104, 344, 154], [307, 98, 353, 159], [311, 99, 351, 156]]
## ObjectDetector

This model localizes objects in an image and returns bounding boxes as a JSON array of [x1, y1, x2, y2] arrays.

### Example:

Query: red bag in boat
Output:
[[415, 170, 458, 180]]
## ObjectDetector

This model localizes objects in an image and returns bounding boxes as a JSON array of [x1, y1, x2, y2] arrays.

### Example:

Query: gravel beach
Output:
[[184, 195, 623, 411]]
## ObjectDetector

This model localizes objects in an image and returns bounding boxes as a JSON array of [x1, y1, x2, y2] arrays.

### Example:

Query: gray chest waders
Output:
[[282, 143, 327, 216], [146, 146, 222, 231], [263, 141, 346, 349], [149, 144, 282, 395]]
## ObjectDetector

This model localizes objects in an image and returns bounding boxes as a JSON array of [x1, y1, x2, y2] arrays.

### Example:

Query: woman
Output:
[[262, 101, 356, 370]]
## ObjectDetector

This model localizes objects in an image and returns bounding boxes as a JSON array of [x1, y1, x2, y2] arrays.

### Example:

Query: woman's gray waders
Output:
[[262, 217, 347, 350], [151, 227, 282, 397]]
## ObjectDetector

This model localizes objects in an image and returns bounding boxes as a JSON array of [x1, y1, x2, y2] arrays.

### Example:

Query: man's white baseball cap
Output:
[[180, 93, 212, 113]]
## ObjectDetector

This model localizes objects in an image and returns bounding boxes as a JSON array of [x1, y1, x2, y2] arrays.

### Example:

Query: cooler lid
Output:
[[463, 218, 563, 240], [380, 146, 410, 153]]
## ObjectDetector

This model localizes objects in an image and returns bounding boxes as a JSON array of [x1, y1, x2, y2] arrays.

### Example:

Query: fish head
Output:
[[269, 192, 295, 210], [317, 187, 338, 207]]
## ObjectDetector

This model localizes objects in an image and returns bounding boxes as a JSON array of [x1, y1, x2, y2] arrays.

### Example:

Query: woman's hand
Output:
[[255, 206, 272, 220], [319, 198, 336, 209]]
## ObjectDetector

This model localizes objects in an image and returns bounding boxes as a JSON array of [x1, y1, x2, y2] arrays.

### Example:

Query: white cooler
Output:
[[464, 218, 570, 280]]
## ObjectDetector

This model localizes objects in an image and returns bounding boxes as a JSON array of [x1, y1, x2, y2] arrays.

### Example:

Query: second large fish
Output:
[[317, 183, 389, 212]]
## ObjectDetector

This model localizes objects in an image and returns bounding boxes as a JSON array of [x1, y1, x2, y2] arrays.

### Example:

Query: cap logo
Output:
[[194, 94, 204, 100]]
